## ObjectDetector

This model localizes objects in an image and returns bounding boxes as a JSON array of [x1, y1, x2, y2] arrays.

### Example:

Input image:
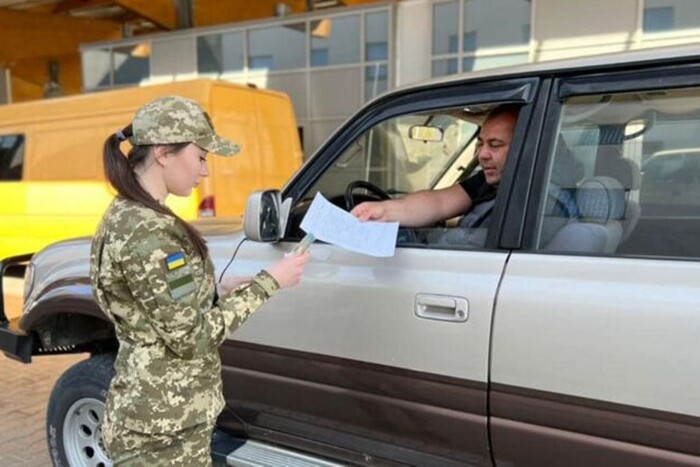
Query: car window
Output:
[[0, 134, 24, 181], [293, 104, 515, 250], [534, 87, 700, 258], [312, 111, 479, 196]]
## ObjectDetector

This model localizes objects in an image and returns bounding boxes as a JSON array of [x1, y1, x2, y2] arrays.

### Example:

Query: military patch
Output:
[[168, 273, 196, 300], [165, 252, 186, 270], [163, 252, 196, 300]]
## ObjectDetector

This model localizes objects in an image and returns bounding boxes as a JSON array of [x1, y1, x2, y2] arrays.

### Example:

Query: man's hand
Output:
[[351, 201, 389, 222]]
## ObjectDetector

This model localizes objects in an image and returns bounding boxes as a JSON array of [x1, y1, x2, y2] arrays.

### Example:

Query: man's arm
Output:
[[351, 184, 472, 227]]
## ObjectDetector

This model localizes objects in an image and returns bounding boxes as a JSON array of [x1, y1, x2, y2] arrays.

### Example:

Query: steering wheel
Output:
[[344, 180, 392, 211]]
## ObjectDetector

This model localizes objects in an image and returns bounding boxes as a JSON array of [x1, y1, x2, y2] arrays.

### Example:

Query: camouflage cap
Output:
[[131, 95, 240, 156]]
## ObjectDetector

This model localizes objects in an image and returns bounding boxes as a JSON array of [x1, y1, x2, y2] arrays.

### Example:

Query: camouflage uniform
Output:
[[90, 203, 277, 464]]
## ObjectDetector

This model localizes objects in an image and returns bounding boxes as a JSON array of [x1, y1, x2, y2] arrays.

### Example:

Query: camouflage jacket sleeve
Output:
[[119, 221, 278, 359]]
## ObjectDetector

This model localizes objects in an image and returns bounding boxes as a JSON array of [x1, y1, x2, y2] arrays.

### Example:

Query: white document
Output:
[[300, 192, 399, 257]]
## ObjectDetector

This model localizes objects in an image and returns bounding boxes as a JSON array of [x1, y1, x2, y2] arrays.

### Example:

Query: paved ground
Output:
[[0, 352, 86, 466], [2, 276, 87, 466]]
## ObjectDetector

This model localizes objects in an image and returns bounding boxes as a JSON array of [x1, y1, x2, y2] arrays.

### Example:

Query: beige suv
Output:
[[3, 44, 700, 466]]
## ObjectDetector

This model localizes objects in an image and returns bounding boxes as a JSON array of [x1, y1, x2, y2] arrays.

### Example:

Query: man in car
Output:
[[351, 104, 519, 235]]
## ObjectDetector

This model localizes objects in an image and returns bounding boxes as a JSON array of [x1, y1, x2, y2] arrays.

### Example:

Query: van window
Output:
[[0, 134, 24, 181], [535, 87, 700, 259]]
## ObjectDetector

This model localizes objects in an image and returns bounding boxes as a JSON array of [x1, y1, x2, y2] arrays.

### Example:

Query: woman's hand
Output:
[[217, 276, 252, 296], [266, 252, 310, 288]]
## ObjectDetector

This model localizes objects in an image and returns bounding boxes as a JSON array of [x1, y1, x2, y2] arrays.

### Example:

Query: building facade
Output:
[[80, 0, 700, 156]]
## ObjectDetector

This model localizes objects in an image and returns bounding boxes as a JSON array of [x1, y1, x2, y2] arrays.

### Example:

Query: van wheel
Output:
[[46, 353, 115, 467]]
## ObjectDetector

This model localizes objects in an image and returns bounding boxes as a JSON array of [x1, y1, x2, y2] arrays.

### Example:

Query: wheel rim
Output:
[[62, 397, 111, 467]]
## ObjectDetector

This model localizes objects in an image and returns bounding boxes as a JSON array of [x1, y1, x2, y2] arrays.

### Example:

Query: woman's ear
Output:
[[152, 146, 169, 167]]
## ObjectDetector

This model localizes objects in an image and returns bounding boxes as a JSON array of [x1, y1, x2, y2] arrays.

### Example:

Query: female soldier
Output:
[[89, 95, 309, 465]]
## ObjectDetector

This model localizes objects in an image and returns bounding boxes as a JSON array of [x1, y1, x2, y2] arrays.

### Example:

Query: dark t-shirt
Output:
[[459, 170, 497, 204]]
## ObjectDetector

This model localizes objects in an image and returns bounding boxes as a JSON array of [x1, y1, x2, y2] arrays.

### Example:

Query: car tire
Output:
[[46, 353, 115, 467]]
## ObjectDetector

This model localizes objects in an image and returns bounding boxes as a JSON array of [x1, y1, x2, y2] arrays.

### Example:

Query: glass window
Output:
[[463, 0, 530, 50], [644, 0, 700, 34], [0, 135, 24, 181], [249, 24, 306, 71], [197, 32, 244, 74], [365, 64, 387, 101], [365, 11, 388, 61], [311, 15, 360, 67], [299, 106, 492, 249], [432, 58, 458, 77], [82, 48, 112, 89], [112, 43, 150, 86], [432, 0, 531, 77], [433, 1, 459, 55], [644, 6, 674, 32], [535, 87, 700, 259]]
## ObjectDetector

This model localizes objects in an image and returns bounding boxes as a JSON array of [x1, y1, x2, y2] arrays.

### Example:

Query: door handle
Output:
[[414, 294, 468, 322]]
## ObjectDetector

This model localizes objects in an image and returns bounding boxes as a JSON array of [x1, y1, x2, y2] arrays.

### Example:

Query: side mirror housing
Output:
[[244, 190, 290, 242]]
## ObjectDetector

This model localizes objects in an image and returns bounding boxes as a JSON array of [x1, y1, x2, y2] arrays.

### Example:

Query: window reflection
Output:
[[249, 24, 306, 71], [462, 0, 530, 50], [113, 44, 149, 85], [432, 0, 531, 77], [644, 0, 700, 34], [365, 11, 388, 61], [83, 48, 112, 88], [433, 1, 459, 55], [311, 15, 360, 67], [197, 32, 244, 74], [365, 64, 387, 100]]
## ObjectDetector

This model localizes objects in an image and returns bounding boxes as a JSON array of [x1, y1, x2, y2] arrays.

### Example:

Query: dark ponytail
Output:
[[103, 125, 209, 259]]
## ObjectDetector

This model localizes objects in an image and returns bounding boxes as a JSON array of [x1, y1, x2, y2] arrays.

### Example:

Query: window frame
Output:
[[520, 62, 700, 258], [282, 76, 541, 250]]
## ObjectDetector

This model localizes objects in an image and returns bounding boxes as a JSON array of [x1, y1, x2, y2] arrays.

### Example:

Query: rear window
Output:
[[0, 134, 24, 181]]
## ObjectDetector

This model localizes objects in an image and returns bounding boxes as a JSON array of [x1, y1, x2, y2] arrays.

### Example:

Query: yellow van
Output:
[[0, 79, 303, 259]]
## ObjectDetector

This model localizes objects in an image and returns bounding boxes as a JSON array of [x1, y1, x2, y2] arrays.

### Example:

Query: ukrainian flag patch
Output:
[[165, 252, 186, 270]]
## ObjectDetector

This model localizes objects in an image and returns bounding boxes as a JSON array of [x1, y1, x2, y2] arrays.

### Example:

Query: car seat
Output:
[[544, 176, 626, 253], [596, 156, 641, 243]]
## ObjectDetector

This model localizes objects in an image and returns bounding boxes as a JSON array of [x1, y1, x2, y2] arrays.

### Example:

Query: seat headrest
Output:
[[597, 157, 641, 190], [576, 176, 626, 222]]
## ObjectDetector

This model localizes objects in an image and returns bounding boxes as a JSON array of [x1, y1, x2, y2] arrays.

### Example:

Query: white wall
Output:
[[533, 0, 640, 61], [395, 0, 432, 86]]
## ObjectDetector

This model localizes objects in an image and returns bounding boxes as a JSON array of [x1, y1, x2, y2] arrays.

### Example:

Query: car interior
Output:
[[541, 86, 700, 258], [286, 105, 491, 247]]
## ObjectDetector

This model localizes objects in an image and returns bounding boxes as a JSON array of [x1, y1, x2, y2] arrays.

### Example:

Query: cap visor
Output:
[[196, 133, 240, 156]]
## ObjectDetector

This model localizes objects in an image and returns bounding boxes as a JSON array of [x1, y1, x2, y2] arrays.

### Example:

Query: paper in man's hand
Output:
[[300, 192, 399, 257]]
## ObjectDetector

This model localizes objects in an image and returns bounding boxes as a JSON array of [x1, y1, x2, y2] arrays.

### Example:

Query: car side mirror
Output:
[[243, 190, 291, 242]]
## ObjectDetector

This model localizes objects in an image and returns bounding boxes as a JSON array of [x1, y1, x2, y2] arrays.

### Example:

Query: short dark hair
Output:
[[486, 103, 521, 122]]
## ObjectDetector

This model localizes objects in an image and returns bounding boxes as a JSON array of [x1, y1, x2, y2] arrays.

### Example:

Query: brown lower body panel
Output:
[[218, 340, 490, 466], [491, 384, 700, 466]]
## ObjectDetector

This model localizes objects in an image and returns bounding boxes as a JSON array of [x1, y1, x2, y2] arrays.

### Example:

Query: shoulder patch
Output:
[[165, 252, 186, 270], [163, 251, 196, 300]]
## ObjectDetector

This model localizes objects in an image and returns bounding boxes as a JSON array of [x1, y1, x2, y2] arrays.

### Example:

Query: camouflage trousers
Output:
[[102, 413, 215, 466]]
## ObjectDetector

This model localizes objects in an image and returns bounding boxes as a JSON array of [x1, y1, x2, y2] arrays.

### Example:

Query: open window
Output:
[[286, 103, 518, 250]]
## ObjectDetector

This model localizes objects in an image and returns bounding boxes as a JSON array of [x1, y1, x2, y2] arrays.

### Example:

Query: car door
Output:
[[491, 65, 700, 465], [213, 78, 539, 466]]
